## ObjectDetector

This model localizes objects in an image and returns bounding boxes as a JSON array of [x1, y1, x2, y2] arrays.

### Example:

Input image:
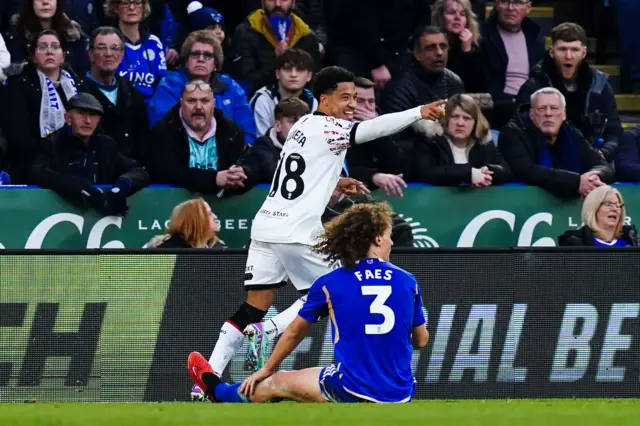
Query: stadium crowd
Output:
[[0, 0, 639, 211]]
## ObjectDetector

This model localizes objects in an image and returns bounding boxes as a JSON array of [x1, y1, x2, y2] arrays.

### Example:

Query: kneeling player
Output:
[[188, 202, 429, 403]]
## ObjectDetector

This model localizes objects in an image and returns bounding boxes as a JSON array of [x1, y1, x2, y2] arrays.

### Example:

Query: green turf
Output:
[[0, 400, 639, 426]]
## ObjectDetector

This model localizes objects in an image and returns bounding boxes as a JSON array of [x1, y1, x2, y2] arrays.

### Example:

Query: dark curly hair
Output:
[[313, 202, 393, 269], [312, 65, 354, 100]]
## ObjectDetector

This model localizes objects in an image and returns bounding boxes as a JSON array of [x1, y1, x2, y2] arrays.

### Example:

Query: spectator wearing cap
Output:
[[230, 0, 320, 96], [149, 80, 259, 194], [166, 1, 231, 74], [79, 26, 150, 165], [148, 29, 256, 144], [0, 30, 80, 184], [250, 48, 316, 137], [30, 92, 150, 216]]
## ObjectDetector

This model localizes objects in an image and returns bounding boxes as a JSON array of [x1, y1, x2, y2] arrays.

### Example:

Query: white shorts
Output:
[[244, 240, 332, 292]]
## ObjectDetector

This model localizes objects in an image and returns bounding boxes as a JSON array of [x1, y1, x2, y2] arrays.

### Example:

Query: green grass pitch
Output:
[[0, 400, 639, 426]]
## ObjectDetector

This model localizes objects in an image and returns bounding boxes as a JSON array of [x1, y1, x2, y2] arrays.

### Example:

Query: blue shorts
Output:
[[319, 364, 417, 403], [319, 364, 363, 403]]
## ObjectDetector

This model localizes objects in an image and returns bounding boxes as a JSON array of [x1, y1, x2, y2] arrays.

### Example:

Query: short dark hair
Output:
[[550, 22, 587, 46], [411, 25, 446, 51], [277, 48, 314, 71], [312, 66, 355, 100], [354, 77, 375, 90], [89, 26, 124, 49], [30, 30, 62, 55], [274, 97, 310, 121]]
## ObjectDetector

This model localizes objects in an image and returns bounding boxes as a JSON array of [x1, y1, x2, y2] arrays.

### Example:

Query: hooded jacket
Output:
[[148, 69, 256, 145], [249, 84, 317, 137], [499, 103, 613, 197], [230, 9, 320, 95], [412, 120, 512, 186], [516, 55, 621, 161]]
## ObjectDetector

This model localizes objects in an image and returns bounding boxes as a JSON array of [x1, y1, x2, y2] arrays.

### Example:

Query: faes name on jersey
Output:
[[354, 269, 394, 281]]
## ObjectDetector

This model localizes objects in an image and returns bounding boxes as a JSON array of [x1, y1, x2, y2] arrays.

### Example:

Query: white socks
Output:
[[262, 295, 308, 339], [208, 321, 244, 375], [207, 295, 308, 375]]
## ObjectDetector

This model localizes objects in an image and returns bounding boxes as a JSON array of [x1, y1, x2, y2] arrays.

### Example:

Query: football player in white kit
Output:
[[193, 66, 445, 398]]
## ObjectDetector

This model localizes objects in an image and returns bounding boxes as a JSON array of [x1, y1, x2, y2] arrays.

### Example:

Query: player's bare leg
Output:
[[249, 368, 325, 403]]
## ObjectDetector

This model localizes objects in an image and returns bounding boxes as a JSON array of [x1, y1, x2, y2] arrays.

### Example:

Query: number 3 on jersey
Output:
[[269, 153, 306, 200], [362, 286, 395, 335]]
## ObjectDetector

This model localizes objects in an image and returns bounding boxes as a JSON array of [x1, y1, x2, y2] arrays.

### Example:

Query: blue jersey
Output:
[[592, 237, 629, 247], [298, 258, 425, 403]]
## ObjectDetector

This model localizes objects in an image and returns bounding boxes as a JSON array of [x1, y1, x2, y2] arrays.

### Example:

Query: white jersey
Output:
[[251, 112, 356, 245]]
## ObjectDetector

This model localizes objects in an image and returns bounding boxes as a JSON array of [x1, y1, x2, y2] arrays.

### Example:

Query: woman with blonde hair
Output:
[[431, 0, 486, 93], [412, 94, 511, 187], [147, 198, 225, 248], [558, 185, 638, 246]]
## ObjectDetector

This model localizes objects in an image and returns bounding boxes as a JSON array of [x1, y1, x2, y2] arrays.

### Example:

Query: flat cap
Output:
[[68, 93, 104, 115]]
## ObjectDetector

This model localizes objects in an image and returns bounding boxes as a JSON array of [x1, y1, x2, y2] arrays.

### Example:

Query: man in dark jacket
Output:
[[480, 1, 545, 129], [381, 26, 464, 169], [30, 93, 150, 216], [499, 87, 613, 198], [516, 23, 622, 162], [615, 124, 640, 182], [79, 26, 150, 165], [249, 96, 310, 184], [229, 0, 320, 96], [149, 80, 259, 194]]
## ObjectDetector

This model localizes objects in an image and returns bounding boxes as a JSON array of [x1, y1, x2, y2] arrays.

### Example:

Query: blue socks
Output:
[[214, 382, 252, 403]]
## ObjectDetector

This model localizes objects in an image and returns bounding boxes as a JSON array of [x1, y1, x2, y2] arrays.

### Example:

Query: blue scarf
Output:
[[268, 15, 292, 41], [531, 117, 583, 173]]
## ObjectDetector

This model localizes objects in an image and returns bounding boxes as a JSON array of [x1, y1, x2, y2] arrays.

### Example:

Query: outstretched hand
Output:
[[336, 177, 370, 196], [420, 100, 447, 121]]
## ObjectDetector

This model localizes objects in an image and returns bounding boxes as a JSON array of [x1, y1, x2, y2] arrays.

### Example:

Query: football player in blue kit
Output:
[[188, 202, 429, 403]]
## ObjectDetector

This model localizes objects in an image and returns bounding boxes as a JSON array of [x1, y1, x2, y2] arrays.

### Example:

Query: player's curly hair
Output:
[[313, 202, 393, 269]]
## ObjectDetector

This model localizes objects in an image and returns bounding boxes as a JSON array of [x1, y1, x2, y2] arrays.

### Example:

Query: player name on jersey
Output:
[[251, 113, 356, 245]]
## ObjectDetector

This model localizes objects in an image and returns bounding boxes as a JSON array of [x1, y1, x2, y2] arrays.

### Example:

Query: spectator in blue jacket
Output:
[[616, 124, 640, 182], [104, 0, 167, 101], [148, 29, 256, 145]]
